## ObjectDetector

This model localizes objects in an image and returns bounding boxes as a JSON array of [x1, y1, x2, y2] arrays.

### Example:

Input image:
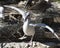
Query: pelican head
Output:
[[23, 12, 30, 22]]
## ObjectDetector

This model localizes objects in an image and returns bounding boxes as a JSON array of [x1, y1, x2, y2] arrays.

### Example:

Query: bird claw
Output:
[[19, 36, 27, 40]]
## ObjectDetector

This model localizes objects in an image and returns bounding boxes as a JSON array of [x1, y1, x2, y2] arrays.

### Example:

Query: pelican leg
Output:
[[28, 35, 34, 47], [22, 35, 34, 48]]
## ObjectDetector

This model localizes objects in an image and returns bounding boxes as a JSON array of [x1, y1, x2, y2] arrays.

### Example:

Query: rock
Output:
[[18, 1, 26, 7], [2, 42, 58, 48], [52, 2, 60, 9]]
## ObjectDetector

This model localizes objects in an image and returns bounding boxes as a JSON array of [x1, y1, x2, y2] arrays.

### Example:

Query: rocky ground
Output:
[[0, 42, 59, 48]]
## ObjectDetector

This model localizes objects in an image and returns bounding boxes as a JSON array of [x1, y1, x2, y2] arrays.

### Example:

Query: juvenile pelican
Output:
[[3, 5, 60, 41]]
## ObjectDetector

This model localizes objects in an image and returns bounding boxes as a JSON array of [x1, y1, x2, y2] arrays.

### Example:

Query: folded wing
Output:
[[29, 23, 60, 40]]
